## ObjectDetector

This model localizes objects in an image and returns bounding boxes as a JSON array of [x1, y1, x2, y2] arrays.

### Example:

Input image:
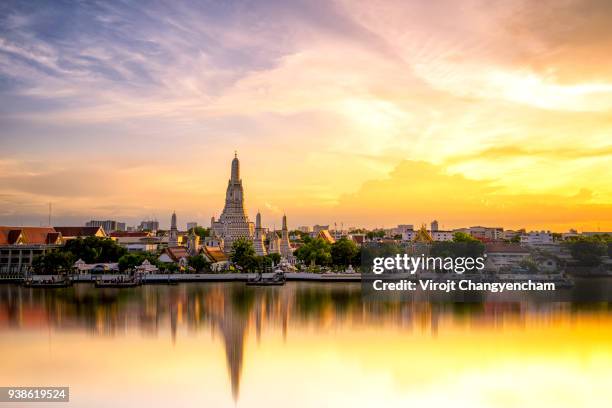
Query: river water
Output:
[[0, 282, 610, 407]]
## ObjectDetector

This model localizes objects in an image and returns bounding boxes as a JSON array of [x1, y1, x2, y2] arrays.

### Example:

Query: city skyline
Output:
[[1, 0, 611, 231]]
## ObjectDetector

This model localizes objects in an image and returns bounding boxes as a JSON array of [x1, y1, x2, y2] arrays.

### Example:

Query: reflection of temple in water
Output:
[[0, 283, 610, 401]]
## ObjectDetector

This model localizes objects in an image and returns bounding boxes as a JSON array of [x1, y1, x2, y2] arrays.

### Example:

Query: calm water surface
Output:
[[0, 282, 611, 407]]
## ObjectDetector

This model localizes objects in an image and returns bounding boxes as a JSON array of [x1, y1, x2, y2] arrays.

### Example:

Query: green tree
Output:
[[118, 251, 159, 272], [188, 254, 210, 272], [331, 238, 359, 266], [295, 237, 332, 266], [162, 262, 179, 273], [64, 236, 126, 263], [519, 258, 538, 273], [189, 226, 210, 240], [32, 250, 75, 274], [230, 238, 258, 272], [366, 229, 385, 240], [290, 230, 310, 242], [452, 232, 478, 242], [568, 238, 606, 266], [265, 252, 281, 266]]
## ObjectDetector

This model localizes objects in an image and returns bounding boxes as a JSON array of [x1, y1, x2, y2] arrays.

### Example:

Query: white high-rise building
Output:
[[211, 153, 255, 252]]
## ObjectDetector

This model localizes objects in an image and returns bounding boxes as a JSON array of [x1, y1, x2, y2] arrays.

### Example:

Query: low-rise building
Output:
[[459, 226, 504, 241], [533, 255, 560, 272], [0, 226, 62, 274], [201, 246, 229, 271], [484, 243, 530, 271], [402, 229, 453, 241], [502, 229, 524, 241], [431, 230, 454, 241], [73, 259, 119, 274], [392, 224, 414, 236], [520, 231, 553, 246], [158, 246, 190, 268], [402, 230, 415, 241], [109, 231, 159, 252], [348, 233, 365, 245], [561, 229, 580, 240]]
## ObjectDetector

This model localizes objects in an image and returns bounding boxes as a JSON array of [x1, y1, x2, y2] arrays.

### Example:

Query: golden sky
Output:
[[0, 0, 611, 231]]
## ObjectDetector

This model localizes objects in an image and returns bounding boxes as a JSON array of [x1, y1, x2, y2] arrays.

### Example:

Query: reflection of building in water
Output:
[[1, 284, 608, 401], [199, 286, 248, 401], [219, 305, 245, 401]]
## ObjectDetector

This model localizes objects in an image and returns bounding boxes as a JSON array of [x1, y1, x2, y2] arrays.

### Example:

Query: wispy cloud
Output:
[[0, 0, 610, 229]]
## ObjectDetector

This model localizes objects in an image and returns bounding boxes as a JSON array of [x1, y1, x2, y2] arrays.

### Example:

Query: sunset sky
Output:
[[0, 0, 611, 231]]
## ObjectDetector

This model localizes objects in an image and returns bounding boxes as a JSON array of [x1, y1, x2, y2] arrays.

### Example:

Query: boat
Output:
[[95, 276, 141, 288], [246, 271, 286, 286], [23, 277, 72, 288]]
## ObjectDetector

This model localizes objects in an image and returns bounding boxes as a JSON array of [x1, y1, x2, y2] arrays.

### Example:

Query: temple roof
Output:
[[203, 246, 228, 263], [161, 246, 190, 262], [54, 226, 105, 238], [0, 226, 60, 245], [318, 229, 335, 244], [413, 225, 433, 243]]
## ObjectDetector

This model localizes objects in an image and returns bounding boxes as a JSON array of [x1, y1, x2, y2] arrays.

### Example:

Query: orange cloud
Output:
[[333, 160, 612, 231]]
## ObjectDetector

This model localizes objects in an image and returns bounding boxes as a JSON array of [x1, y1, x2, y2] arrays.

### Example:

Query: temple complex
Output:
[[211, 154, 294, 262]]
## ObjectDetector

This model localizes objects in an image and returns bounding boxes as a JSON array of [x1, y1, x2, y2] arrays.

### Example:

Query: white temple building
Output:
[[211, 153, 294, 261], [211, 153, 255, 251]]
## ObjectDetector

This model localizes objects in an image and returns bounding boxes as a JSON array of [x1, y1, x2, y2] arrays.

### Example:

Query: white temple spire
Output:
[[231, 152, 240, 182], [169, 210, 179, 247], [253, 210, 266, 256]]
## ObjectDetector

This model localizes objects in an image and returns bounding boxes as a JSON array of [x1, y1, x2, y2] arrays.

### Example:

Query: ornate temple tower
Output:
[[279, 214, 293, 259], [268, 231, 281, 254], [253, 211, 267, 256], [187, 228, 200, 255], [169, 211, 179, 247], [211, 153, 254, 252]]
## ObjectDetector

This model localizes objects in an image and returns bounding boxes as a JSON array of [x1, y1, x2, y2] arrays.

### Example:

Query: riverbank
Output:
[[10, 272, 363, 284]]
